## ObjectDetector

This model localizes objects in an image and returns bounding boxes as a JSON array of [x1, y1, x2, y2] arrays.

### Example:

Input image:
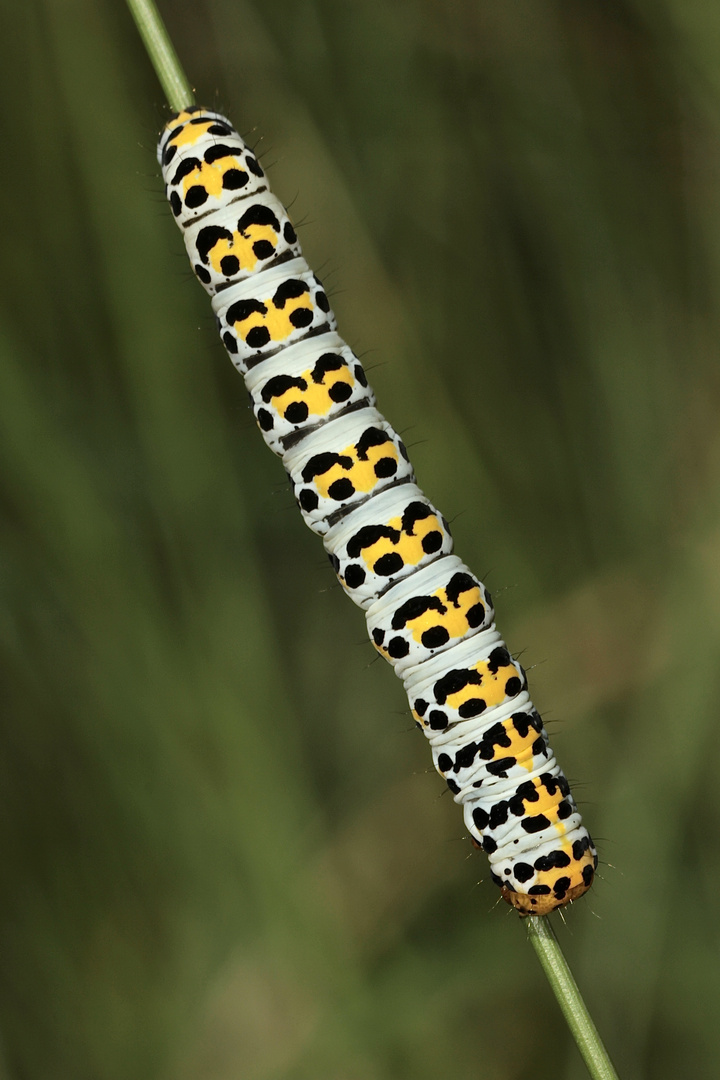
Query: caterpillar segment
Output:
[[283, 407, 414, 535], [365, 555, 494, 676], [243, 332, 376, 455], [323, 485, 454, 608], [159, 110, 267, 223], [158, 105, 597, 915], [211, 258, 335, 371], [182, 191, 302, 294]]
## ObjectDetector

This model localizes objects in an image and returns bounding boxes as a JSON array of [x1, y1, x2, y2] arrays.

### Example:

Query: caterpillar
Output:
[[158, 106, 597, 915]]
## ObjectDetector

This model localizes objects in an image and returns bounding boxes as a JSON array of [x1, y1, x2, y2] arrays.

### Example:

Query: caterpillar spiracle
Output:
[[158, 107, 597, 915]]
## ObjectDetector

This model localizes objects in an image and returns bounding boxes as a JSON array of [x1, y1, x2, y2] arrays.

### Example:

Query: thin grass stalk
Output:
[[527, 916, 619, 1080], [124, 2, 619, 1076], [125, 0, 194, 112]]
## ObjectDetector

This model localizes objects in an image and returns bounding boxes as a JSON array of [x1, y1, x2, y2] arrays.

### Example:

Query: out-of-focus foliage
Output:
[[1, 1, 719, 1077]]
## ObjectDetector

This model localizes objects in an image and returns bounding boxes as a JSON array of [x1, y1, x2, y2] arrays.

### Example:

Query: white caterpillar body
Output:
[[158, 107, 597, 915]]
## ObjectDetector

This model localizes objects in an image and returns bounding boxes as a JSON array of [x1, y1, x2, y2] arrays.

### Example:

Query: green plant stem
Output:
[[125, 0, 194, 112], [527, 916, 619, 1080]]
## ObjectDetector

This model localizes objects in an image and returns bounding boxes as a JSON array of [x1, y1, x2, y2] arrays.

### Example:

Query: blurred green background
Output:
[[2, 1, 719, 1077]]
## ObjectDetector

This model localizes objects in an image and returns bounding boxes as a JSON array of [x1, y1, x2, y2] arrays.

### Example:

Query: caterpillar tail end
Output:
[[500, 851, 598, 916]]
